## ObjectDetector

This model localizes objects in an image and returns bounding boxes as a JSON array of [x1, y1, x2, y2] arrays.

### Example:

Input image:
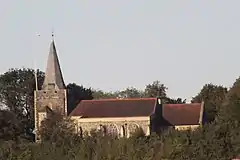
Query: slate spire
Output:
[[42, 39, 65, 90]]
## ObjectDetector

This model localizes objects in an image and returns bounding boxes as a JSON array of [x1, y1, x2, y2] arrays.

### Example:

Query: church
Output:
[[34, 39, 205, 141]]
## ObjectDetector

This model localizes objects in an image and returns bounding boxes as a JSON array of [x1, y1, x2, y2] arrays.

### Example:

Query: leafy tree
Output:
[[0, 110, 23, 141], [67, 83, 93, 115], [226, 77, 240, 102], [92, 82, 185, 105], [144, 80, 168, 98], [40, 112, 77, 144], [92, 90, 118, 99], [192, 83, 228, 123], [0, 68, 44, 140], [217, 77, 240, 123], [164, 97, 186, 104], [116, 87, 144, 98]]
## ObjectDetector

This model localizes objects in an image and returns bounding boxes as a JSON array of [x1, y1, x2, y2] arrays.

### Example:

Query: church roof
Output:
[[42, 40, 65, 90], [70, 98, 203, 125], [70, 98, 157, 117], [163, 103, 202, 125]]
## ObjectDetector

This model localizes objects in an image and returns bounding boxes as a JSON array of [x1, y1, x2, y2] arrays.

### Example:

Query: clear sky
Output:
[[0, 1, 240, 101]]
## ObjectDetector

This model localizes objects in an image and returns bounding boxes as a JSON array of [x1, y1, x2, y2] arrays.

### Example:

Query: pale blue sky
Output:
[[0, 1, 240, 101]]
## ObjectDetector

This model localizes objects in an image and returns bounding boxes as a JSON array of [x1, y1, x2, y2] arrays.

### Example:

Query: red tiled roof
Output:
[[70, 98, 157, 117], [70, 98, 202, 125], [163, 103, 202, 125]]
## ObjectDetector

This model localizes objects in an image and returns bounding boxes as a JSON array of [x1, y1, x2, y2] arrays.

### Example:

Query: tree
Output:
[[92, 81, 184, 103], [217, 77, 240, 123], [67, 83, 93, 115], [0, 68, 44, 140], [92, 90, 118, 99], [116, 87, 144, 98], [0, 110, 23, 141], [226, 77, 240, 102], [164, 97, 186, 104], [191, 83, 228, 123], [40, 112, 77, 144], [144, 80, 168, 98]]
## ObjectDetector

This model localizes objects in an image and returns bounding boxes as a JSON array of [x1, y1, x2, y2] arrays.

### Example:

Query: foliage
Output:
[[40, 112, 77, 144], [192, 83, 228, 123], [144, 80, 168, 98], [0, 110, 23, 141], [92, 81, 185, 104], [116, 87, 145, 98], [0, 68, 44, 141], [67, 83, 93, 115], [0, 122, 239, 160], [164, 97, 186, 104], [92, 90, 118, 99]]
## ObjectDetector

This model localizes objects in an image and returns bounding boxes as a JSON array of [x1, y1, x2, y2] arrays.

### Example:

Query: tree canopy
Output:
[[0, 68, 44, 140], [67, 83, 93, 115], [192, 83, 228, 123]]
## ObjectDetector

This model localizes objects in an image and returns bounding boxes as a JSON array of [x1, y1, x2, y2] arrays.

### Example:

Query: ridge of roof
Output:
[[81, 98, 157, 102], [164, 103, 201, 107]]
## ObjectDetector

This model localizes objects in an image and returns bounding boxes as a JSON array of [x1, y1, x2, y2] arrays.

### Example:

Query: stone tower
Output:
[[34, 39, 67, 142]]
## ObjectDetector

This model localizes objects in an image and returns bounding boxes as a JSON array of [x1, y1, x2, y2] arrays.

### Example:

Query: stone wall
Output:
[[73, 117, 150, 138], [35, 89, 67, 114], [174, 125, 200, 131], [34, 89, 67, 141]]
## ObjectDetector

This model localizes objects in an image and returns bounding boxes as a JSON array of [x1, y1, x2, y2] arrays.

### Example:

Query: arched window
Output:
[[122, 126, 126, 137], [97, 124, 107, 136], [107, 124, 119, 137], [121, 123, 128, 137], [129, 123, 140, 136]]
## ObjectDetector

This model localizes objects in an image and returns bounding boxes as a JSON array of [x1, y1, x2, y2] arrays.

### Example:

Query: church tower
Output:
[[34, 39, 67, 142]]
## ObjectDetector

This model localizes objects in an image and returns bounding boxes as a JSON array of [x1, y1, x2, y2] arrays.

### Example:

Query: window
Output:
[[98, 125, 107, 136], [107, 124, 118, 137]]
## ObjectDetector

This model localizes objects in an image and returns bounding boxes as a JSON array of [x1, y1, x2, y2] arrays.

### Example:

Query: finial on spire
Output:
[[51, 28, 54, 40]]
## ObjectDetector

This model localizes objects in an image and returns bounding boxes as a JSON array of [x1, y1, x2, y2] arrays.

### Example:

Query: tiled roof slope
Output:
[[163, 103, 202, 125], [70, 98, 202, 125], [70, 98, 157, 117]]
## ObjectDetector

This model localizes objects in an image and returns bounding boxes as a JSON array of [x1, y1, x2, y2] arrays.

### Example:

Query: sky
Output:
[[0, 1, 240, 101]]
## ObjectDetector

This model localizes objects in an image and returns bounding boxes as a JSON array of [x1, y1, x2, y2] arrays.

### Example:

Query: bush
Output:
[[39, 112, 77, 145]]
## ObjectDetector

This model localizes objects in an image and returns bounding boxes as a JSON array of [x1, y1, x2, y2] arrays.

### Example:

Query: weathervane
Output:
[[51, 28, 54, 40]]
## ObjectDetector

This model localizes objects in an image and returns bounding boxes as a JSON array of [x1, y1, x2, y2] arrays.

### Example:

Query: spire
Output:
[[42, 39, 65, 90]]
